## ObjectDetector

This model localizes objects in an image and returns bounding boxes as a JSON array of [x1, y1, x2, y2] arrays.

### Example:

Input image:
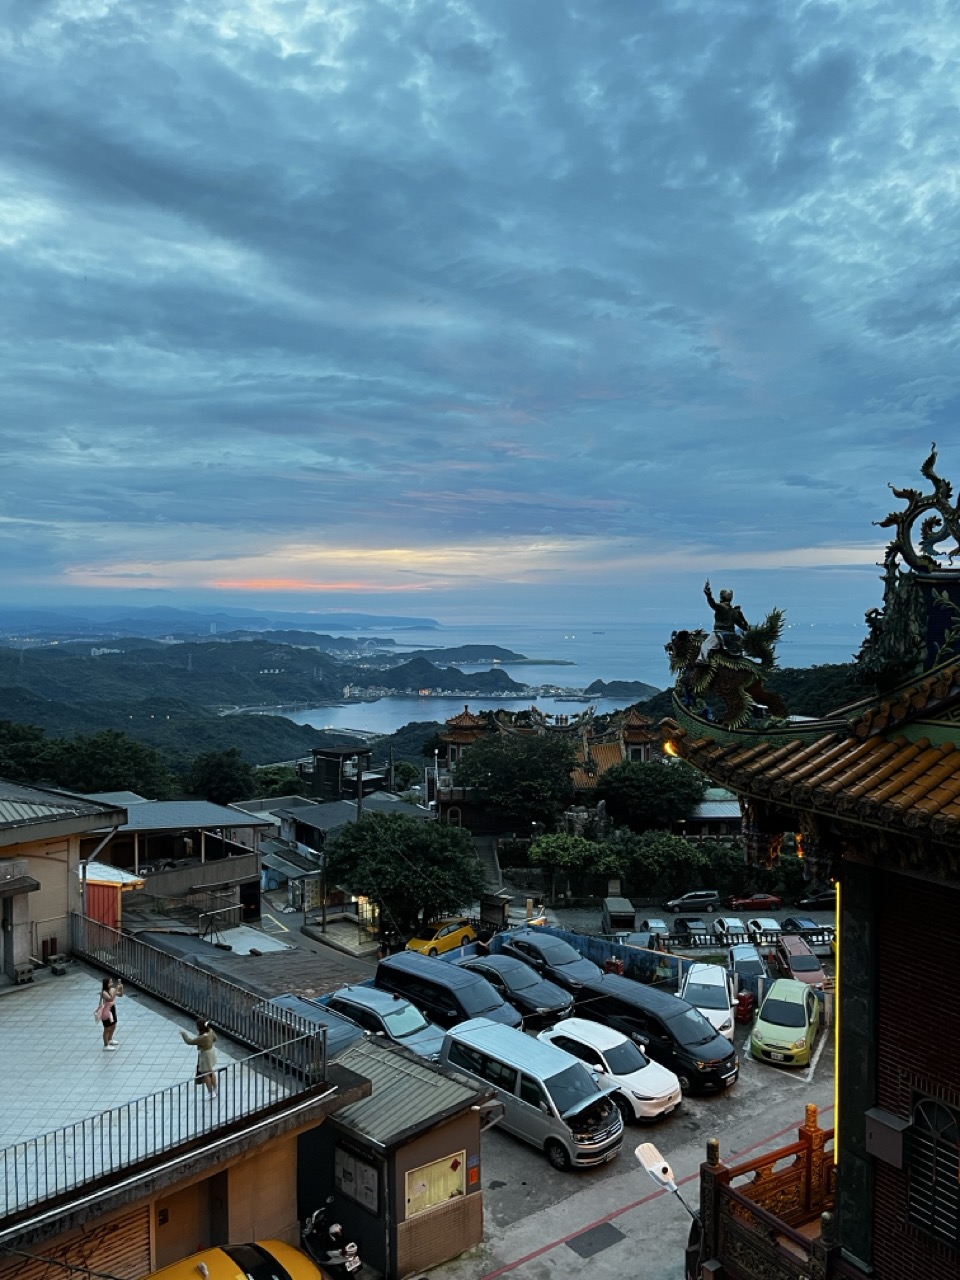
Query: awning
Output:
[[80, 863, 145, 891], [262, 851, 324, 881], [0, 874, 40, 897]]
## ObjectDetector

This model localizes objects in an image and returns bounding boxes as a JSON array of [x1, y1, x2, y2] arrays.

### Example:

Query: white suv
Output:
[[677, 963, 736, 1041]]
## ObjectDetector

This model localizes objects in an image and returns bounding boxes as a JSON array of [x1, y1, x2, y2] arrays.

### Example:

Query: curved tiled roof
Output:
[[665, 723, 960, 840]]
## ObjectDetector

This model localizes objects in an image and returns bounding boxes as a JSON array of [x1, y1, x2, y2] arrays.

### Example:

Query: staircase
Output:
[[473, 835, 502, 889]]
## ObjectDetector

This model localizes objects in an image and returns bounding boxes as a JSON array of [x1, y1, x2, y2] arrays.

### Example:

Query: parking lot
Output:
[[437, 899, 836, 1280]]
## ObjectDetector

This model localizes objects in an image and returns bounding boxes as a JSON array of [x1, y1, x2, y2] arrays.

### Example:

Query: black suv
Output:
[[574, 974, 739, 1093]]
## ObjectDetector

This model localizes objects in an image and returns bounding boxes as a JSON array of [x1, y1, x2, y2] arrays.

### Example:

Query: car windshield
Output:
[[789, 955, 821, 973], [500, 963, 538, 991], [735, 958, 765, 977], [684, 980, 728, 1010], [459, 982, 504, 1015], [667, 1007, 719, 1047], [761, 998, 806, 1028], [604, 1040, 647, 1073], [417, 923, 445, 939], [383, 1002, 430, 1036], [535, 939, 582, 965], [545, 1062, 599, 1114]]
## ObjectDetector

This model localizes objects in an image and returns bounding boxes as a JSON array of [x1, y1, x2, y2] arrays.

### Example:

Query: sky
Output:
[[3, 0, 960, 628]]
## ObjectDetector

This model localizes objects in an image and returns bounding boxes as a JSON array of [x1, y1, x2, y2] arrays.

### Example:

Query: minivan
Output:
[[375, 951, 523, 1029], [601, 897, 636, 934], [573, 973, 739, 1093], [439, 1017, 623, 1170], [663, 889, 721, 914]]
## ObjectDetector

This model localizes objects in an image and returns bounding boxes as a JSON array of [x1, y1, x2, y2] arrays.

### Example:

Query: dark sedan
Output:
[[796, 886, 837, 910], [458, 953, 574, 1026], [498, 929, 604, 991]]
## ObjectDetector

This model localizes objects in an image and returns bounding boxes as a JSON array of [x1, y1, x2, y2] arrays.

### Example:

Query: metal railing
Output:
[[199, 903, 244, 940], [70, 915, 317, 1056], [1, 1033, 327, 1219]]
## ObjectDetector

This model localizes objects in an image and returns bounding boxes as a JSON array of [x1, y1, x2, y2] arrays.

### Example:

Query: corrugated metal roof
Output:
[[83, 791, 150, 806], [332, 1039, 486, 1147], [690, 801, 742, 820], [99, 801, 273, 833], [0, 781, 125, 829]]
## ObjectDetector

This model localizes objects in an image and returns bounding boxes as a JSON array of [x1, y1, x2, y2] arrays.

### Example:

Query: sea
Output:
[[280, 619, 867, 737]]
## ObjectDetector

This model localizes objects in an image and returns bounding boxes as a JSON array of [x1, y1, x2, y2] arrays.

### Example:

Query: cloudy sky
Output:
[[3, 0, 960, 627]]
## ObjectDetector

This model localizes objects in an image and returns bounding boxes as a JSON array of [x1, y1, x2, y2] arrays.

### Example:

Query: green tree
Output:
[[595, 761, 705, 832], [602, 829, 710, 897], [251, 764, 301, 798], [187, 748, 256, 805], [393, 760, 422, 791], [326, 812, 485, 932], [529, 833, 598, 901], [453, 734, 577, 827], [45, 729, 177, 798], [0, 720, 52, 783]]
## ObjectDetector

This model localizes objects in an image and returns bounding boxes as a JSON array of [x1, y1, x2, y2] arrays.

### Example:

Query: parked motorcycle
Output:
[[302, 1198, 362, 1275]]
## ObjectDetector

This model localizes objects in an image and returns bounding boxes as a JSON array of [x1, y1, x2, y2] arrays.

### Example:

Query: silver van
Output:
[[439, 1017, 623, 1171]]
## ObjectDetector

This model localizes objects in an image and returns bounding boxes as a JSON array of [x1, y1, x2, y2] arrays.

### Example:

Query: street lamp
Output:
[[634, 1142, 701, 1226]]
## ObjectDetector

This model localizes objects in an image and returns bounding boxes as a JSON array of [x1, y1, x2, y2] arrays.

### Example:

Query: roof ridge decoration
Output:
[[666, 583, 787, 729], [860, 444, 960, 687]]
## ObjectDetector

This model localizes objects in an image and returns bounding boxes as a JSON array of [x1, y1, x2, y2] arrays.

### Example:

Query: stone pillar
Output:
[[835, 858, 876, 1270]]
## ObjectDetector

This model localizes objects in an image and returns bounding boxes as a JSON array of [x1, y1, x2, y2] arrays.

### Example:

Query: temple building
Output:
[[664, 446, 960, 1279]]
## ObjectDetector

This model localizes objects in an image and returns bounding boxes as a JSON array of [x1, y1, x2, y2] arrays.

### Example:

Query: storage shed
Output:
[[298, 1038, 494, 1279]]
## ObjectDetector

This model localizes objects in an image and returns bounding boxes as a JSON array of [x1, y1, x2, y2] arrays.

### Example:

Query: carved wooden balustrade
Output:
[[692, 1104, 841, 1280]]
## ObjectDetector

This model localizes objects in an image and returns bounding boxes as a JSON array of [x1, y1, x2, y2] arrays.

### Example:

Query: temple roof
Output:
[[663, 658, 960, 842]]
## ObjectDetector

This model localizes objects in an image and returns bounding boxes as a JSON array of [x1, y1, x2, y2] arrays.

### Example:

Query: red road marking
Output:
[[478, 1104, 835, 1279]]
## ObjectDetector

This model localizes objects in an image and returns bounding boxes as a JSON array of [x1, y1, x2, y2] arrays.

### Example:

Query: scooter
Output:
[[302, 1198, 362, 1275]]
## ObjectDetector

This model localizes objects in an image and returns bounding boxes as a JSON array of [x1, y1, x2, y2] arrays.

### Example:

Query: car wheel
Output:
[[545, 1139, 572, 1172], [613, 1095, 633, 1128], [672, 906, 680, 913], [706, 904, 715, 913], [676, 1071, 693, 1093], [460, 935, 471, 946], [428, 947, 439, 957]]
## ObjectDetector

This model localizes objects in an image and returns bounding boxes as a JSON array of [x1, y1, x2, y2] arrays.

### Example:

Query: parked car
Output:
[[677, 962, 735, 1040], [405, 916, 476, 956], [499, 929, 603, 991], [457, 953, 574, 1026], [614, 931, 655, 951], [147, 1242, 324, 1280], [728, 943, 768, 985], [747, 917, 782, 942], [439, 1018, 623, 1170], [713, 915, 747, 942], [726, 891, 782, 911], [796, 886, 837, 910], [775, 934, 827, 988], [573, 973, 739, 1094], [673, 916, 709, 940], [324, 985, 445, 1059], [750, 978, 821, 1067], [375, 950, 523, 1028], [780, 915, 820, 934], [636, 918, 671, 939], [663, 890, 721, 914], [538, 1017, 682, 1123], [601, 896, 636, 933]]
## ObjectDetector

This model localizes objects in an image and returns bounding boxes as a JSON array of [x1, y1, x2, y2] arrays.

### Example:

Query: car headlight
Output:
[[631, 1091, 655, 1101], [792, 1037, 808, 1050], [718, 1019, 732, 1032], [695, 1060, 710, 1071], [752, 1029, 765, 1045]]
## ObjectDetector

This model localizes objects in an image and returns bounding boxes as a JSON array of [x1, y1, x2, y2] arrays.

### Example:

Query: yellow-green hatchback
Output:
[[750, 978, 821, 1067]]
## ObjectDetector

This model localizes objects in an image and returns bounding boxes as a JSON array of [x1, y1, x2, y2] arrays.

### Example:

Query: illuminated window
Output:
[[909, 1099, 960, 1246], [404, 1151, 466, 1219]]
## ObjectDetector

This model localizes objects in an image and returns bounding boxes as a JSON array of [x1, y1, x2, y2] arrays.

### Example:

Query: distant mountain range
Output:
[[0, 606, 440, 638]]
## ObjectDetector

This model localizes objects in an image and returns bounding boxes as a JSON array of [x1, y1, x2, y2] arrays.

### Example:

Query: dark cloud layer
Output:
[[2, 0, 959, 621]]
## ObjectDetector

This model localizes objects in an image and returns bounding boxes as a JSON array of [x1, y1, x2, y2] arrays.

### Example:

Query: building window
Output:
[[909, 1098, 960, 1246], [404, 1151, 466, 1219], [334, 1146, 379, 1214]]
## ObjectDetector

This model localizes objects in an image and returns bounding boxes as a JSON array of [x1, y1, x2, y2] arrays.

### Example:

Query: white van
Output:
[[677, 962, 736, 1041], [439, 1018, 623, 1171]]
